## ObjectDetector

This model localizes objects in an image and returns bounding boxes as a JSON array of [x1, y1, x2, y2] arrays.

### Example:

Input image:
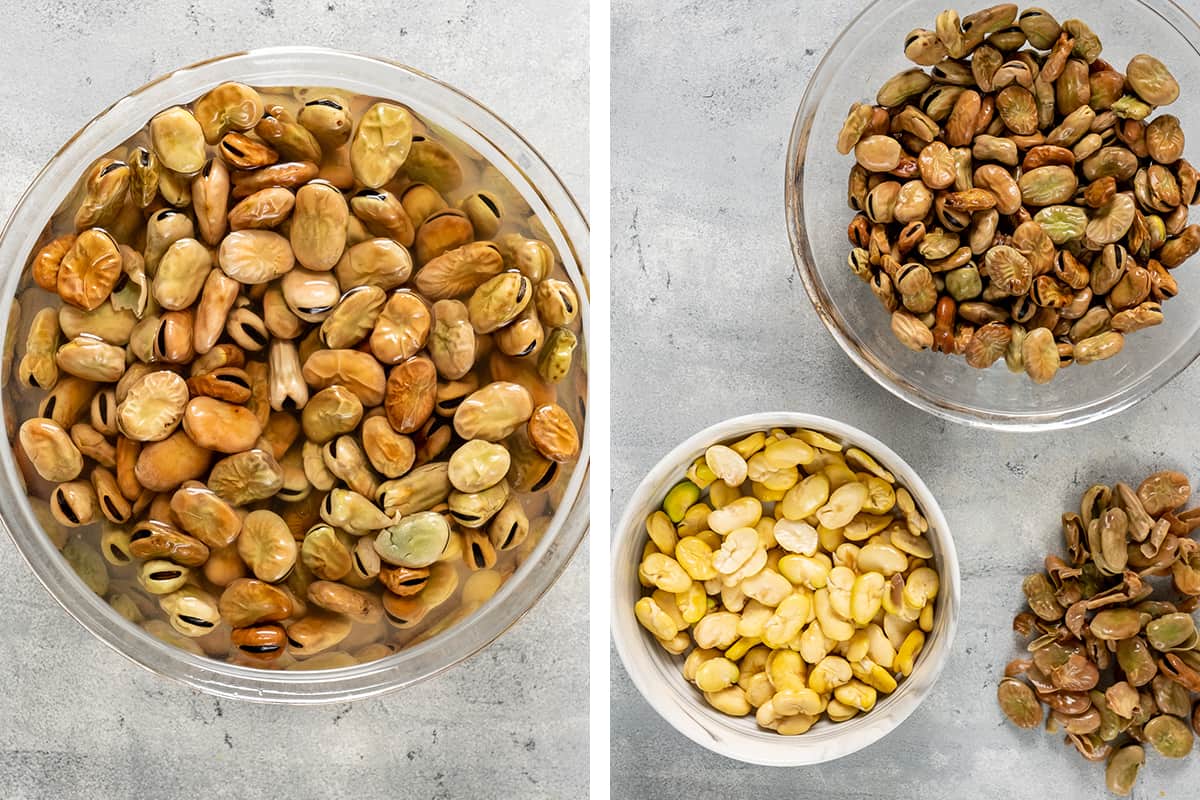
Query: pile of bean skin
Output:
[[9, 79, 584, 667], [998, 471, 1200, 796], [838, 4, 1200, 384], [634, 427, 939, 735]]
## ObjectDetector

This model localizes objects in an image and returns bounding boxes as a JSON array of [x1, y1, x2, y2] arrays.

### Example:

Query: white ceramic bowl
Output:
[[611, 412, 960, 765]]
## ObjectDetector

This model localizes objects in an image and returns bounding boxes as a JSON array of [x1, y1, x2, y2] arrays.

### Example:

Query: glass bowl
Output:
[[787, 0, 1200, 430], [0, 47, 589, 703], [610, 413, 959, 765]]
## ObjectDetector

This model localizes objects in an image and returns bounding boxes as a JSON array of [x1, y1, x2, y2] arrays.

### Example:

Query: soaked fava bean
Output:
[[632, 426, 939, 735], [12, 81, 583, 670]]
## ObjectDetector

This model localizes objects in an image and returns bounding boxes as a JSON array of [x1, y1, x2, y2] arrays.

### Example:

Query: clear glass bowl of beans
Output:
[[787, 0, 1200, 430], [611, 413, 959, 765], [0, 47, 588, 702]]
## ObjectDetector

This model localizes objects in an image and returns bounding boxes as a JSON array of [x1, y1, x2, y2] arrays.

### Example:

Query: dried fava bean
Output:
[[838, 13, 1196, 383]]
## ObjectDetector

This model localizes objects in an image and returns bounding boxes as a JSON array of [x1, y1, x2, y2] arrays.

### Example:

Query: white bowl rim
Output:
[[610, 412, 960, 766]]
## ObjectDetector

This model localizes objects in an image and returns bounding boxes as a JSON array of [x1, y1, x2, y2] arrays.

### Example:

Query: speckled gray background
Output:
[[611, 1, 1200, 798], [0, 2, 587, 798]]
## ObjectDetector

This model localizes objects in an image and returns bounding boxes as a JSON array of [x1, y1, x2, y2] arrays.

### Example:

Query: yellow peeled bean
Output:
[[832, 543, 860, 570], [744, 671, 775, 707], [752, 515, 776, 546], [766, 649, 806, 692], [759, 465, 800, 493], [685, 457, 717, 491], [741, 568, 792, 606], [850, 571, 886, 625], [799, 620, 834, 664], [818, 524, 845, 552], [774, 687, 826, 717], [720, 543, 768, 587], [809, 655, 853, 695], [737, 600, 774, 638], [720, 582, 747, 613], [651, 589, 687, 630], [708, 480, 741, 509], [920, 601, 935, 633], [724, 636, 760, 661], [853, 657, 899, 694], [751, 482, 787, 503], [822, 461, 858, 489], [704, 686, 751, 716], [693, 611, 740, 649], [738, 645, 771, 684], [676, 581, 709, 624], [642, 553, 693, 593], [779, 553, 831, 589], [884, 612, 918, 649], [762, 437, 816, 469], [645, 510, 678, 556], [903, 566, 940, 609], [779, 473, 829, 520], [775, 713, 819, 735], [826, 698, 859, 722], [866, 623, 897, 669], [773, 519, 818, 555], [862, 476, 896, 514], [844, 513, 893, 541], [674, 536, 718, 581], [762, 592, 809, 648], [683, 647, 721, 681], [678, 503, 712, 537], [857, 542, 909, 576], [634, 596, 679, 640], [705, 444, 748, 487], [730, 431, 766, 460], [895, 629, 926, 676], [845, 447, 894, 482], [827, 566, 855, 619], [656, 631, 691, 654], [795, 429, 842, 450], [695, 529, 721, 550], [708, 497, 762, 534], [834, 679, 877, 712], [814, 588, 855, 642], [843, 628, 871, 663], [695, 657, 740, 692], [816, 481, 869, 529]]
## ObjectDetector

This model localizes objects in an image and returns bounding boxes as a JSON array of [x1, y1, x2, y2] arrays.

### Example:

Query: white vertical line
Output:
[[588, 0, 612, 795]]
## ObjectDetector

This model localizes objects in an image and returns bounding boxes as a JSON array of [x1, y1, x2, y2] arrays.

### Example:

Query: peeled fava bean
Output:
[[11, 79, 584, 669], [634, 427, 937, 736]]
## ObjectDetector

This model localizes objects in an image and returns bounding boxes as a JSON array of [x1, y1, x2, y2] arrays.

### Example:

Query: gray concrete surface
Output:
[[611, 1, 1200, 798], [0, 2, 587, 798]]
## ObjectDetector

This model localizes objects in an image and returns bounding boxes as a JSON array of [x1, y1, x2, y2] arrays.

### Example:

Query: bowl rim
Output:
[[0, 45, 590, 703], [610, 411, 960, 766], [785, 0, 1200, 432]]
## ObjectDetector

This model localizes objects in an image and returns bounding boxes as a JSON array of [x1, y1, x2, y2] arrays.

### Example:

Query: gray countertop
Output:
[[0, 2, 587, 798], [611, 1, 1200, 798]]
